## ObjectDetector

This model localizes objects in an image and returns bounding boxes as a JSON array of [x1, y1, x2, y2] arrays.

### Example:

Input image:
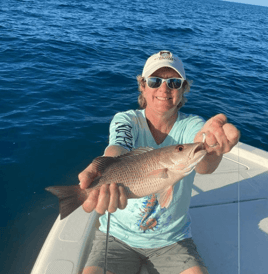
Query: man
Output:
[[79, 51, 240, 274]]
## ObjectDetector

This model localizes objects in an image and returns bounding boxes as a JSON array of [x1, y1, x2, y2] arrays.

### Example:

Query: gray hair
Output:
[[136, 75, 192, 109]]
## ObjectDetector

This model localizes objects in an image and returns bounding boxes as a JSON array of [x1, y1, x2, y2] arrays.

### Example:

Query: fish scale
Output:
[[46, 142, 206, 220], [96, 151, 165, 197]]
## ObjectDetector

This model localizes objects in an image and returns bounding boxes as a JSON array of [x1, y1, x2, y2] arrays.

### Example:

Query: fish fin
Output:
[[91, 156, 117, 173], [159, 161, 175, 169], [91, 147, 154, 172], [156, 186, 174, 208], [91, 147, 155, 173], [45, 185, 88, 220], [116, 147, 154, 159], [158, 161, 168, 168], [159, 153, 179, 168], [146, 168, 168, 179]]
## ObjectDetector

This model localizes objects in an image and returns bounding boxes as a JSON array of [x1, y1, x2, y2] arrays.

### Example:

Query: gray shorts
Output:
[[85, 230, 209, 274]]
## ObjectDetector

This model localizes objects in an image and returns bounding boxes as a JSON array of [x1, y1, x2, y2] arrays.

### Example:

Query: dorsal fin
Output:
[[116, 147, 154, 159], [91, 147, 155, 173]]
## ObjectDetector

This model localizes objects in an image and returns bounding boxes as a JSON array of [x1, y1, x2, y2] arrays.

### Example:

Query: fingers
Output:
[[201, 114, 240, 156], [78, 163, 100, 190], [204, 131, 218, 148], [79, 170, 96, 190], [95, 185, 110, 215], [118, 186, 128, 209], [212, 113, 228, 124], [82, 183, 128, 215], [202, 114, 227, 132], [223, 123, 241, 146], [187, 114, 239, 156], [108, 183, 119, 213], [82, 189, 99, 213]]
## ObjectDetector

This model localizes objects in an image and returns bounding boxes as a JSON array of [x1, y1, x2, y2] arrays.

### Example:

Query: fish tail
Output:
[[45, 185, 88, 220]]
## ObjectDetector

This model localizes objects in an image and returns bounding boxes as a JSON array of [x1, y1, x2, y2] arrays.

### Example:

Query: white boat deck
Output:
[[31, 142, 268, 274]]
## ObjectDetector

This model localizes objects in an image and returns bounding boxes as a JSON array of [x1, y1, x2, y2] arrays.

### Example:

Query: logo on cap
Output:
[[159, 51, 171, 58], [155, 51, 174, 61]]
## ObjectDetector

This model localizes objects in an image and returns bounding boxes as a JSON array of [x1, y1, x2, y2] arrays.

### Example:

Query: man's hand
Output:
[[194, 113, 240, 174], [79, 145, 128, 215], [195, 113, 240, 156]]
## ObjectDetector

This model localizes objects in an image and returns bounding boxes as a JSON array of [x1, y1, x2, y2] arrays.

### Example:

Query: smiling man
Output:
[[79, 50, 240, 274]]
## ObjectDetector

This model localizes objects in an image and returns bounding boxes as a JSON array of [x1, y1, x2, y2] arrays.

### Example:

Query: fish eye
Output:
[[175, 145, 184, 152]]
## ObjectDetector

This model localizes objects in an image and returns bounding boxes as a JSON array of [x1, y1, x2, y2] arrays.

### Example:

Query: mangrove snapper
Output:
[[46, 142, 207, 220]]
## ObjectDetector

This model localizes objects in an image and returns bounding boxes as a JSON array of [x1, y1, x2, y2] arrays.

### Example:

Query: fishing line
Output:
[[104, 212, 111, 274], [237, 143, 241, 274], [203, 130, 241, 273]]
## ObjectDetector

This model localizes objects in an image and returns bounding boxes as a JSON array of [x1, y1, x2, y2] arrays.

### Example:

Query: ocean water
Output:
[[0, 0, 267, 273]]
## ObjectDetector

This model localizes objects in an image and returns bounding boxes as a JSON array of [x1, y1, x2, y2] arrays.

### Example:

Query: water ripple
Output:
[[1, 0, 268, 273]]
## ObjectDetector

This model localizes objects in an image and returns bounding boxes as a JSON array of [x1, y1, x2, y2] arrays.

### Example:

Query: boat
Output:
[[31, 142, 268, 274]]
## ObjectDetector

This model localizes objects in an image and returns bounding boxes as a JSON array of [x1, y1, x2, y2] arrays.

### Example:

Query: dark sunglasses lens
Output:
[[168, 79, 183, 89], [147, 78, 162, 88]]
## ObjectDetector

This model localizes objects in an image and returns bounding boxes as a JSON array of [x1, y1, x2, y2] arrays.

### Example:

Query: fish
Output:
[[46, 142, 207, 220]]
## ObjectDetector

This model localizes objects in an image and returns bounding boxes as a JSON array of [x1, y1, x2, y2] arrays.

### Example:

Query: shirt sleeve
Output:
[[184, 115, 205, 143], [108, 112, 136, 151]]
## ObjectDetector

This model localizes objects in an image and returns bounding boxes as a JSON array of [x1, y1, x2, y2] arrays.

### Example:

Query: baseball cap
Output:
[[142, 50, 186, 80]]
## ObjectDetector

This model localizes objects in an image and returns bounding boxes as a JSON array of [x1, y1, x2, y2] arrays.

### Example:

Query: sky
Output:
[[222, 0, 268, 7]]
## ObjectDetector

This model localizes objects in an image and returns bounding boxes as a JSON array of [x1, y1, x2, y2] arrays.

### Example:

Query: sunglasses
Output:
[[145, 77, 184, 90]]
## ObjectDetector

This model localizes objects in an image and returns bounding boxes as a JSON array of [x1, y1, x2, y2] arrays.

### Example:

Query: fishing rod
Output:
[[104, 212, 111, 274]]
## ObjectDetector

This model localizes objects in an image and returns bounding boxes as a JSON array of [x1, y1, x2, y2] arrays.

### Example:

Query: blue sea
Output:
[[0, 0, 267, 273]]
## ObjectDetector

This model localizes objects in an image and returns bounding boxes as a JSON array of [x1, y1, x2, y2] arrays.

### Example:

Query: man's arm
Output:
[[104, 145, 129, 157], [194, 114, 240, 174]]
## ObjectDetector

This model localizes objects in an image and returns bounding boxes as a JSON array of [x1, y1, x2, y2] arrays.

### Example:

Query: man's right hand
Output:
[[78, 145, 128, 215]]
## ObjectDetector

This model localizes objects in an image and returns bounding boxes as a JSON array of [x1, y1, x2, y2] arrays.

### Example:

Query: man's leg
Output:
[[83, 230, 141, 274], [82, 266, 115, 274], [146, 238, 209, 274], [180, 266, 209, 274]]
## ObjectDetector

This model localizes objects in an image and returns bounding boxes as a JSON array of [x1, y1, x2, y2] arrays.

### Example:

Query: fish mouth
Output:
[[191, 142, 206, 158], [189, 142, 207, 166], [183, 143, 207, 175]]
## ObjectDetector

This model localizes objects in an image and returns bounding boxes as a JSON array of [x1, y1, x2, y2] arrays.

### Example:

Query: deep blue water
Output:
[[0, 0, 268, 273]]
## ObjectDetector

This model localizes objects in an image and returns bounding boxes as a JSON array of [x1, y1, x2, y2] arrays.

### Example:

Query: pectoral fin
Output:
[[146, 168, 168, 179], [156, 185, 174, 208]]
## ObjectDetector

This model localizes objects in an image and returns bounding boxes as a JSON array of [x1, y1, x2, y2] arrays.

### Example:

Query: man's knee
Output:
[[82, 266, 115, 274], [180, 265, 209, 274]]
